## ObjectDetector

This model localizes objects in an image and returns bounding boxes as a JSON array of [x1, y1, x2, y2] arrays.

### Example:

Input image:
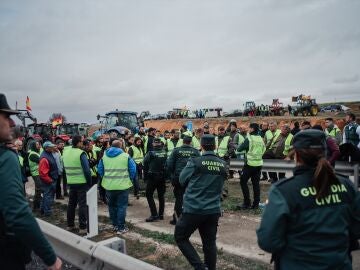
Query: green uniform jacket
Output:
[[257, 166, 360, 270], [143, 147, 167, 180], [179, 151, 227, 215], [166, 144, 200, 182], [0, 146, 56, 266]]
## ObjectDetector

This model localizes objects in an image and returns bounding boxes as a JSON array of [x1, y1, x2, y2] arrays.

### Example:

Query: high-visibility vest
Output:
[[235, 134, 246, 157], [283, 133, 294, 156], [182, 131, 193, 137], [93, 145, 102, 153], [130, 145, 144, 164], [63, 148, 87, 184], [86, 151, 97, 177], [18, 155, 24, 167], [101, 153, 132, 191], [269, 130, 281, 149], [215, 136, 230, 157], [247, 135, 265, 167], [159, 137, 166, 145], [325, 127, 341, 138], [28, 150, 40, 176], [191, 136, 201, 150], [167, 139, 183, 155], [265, 129, 280, 146], [143, 136, 149, 153]]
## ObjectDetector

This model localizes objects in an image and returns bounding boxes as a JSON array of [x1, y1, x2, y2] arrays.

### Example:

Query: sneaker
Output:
[[112, 226, 118, 232], [116, 227, 129, 234], [145, 216, 159, 222]]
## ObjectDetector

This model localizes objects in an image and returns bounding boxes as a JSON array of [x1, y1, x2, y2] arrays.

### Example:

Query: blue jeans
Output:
[[40, 181, 56, 215], [106, 189, 129, 230]]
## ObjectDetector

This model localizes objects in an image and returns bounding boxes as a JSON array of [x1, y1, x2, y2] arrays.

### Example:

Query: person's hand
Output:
[[47, 257, 62, 270]]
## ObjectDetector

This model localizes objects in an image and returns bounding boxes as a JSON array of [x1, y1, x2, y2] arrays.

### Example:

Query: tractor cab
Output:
[[96, 110, 138, 138]]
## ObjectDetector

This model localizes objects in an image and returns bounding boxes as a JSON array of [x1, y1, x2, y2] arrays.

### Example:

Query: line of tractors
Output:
[[15, 110, 89, 152], [239, 94, 319, 117]]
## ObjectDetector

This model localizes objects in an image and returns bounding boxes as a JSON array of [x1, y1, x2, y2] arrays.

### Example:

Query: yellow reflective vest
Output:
[[63, 148, 87, 184], [101, 153, 133, 191], [247, 135, 266, 167]]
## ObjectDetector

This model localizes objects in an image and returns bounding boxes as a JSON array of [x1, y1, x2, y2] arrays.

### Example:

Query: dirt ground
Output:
[[25, 176, 360, 269]]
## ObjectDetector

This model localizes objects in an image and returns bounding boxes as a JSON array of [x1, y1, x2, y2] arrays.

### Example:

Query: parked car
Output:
[[320, 104, 342, 112]]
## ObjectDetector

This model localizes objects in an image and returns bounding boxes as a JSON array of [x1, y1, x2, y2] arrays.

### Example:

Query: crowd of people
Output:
[[1, 90, 360, 270]]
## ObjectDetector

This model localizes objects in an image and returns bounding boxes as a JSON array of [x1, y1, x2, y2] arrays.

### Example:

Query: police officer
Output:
[[143, 138, 167, 222], [237, 123, 266, 209], [175, 135, 227, 270], [257, 129, 360, 269], [166, 135, 200, 225], [0, 93, 62, 270]]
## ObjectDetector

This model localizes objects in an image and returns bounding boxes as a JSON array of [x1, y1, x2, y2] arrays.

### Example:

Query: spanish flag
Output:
[[26, 96, 31, 111], [52, 117, 63, 128]]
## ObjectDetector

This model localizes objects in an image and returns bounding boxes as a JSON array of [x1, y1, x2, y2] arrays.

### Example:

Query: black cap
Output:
[[0, 93, 20, 115], [249, 123, 259, 132], [183, 135, 192, 143], [201, 134, 215, 146], [293, 129, 326, 150]]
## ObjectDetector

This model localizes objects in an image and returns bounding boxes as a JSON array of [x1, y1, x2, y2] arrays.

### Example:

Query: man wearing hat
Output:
[[175, 134, 227, 270], [143, 138, 167, 222], [39, 140, 58, 216], [166, 135, 200, 225], [0, 94, 62, 269], [236, 123, 266, 209], [257, 129, 360, 269]]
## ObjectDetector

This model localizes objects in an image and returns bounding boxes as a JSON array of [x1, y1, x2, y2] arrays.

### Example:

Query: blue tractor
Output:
[[95, 110, 139, 138]]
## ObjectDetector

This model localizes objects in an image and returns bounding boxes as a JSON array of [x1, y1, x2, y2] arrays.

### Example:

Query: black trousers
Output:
[[67, 184, 89, 229], [175, 213, 220, 270], [146, 174, 165, 217], [173, 181, 185, 218], [240, 165, 261, 207], [56, 174, 67, 198]]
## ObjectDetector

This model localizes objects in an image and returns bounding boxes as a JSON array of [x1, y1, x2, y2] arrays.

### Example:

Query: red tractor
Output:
[[269, 99, 285, 116]]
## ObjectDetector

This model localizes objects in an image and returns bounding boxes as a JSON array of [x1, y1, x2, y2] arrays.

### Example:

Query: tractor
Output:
[[55, 123, 81, 142], [95, 110, 139, 138], [243, 101, 257, 117], [269, 99, 285, 116], [291, 94, 319, 116]]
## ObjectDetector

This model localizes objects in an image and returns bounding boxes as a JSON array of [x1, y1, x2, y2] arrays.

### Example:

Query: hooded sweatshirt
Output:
[[97, 147, 137, 181]]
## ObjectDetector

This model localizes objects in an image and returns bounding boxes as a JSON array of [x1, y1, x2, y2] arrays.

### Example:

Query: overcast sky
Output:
[[1, 0, 360, 123]]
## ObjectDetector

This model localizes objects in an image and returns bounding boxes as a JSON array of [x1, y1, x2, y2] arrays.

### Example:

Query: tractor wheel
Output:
[[302, 110, 309, 117], [310, 106, 318, 116]]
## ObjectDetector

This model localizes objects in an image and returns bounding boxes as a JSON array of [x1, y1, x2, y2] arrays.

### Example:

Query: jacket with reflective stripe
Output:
[[101, 153, 132, 191], [130, 145, 144, 164], [29, 150, 40, 176], [215, 136, 230, 157], [247, 135, 265, 167], [265, 129, 281, 147], [63, 148, 87, 184]]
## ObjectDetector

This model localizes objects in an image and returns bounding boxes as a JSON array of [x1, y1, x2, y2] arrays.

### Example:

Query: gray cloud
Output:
[[1, 0, 360, 122]]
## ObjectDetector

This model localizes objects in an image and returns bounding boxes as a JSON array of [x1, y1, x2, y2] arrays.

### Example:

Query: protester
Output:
[[55, 139, 67, 198], [39, 141, 58, 216], [63, 135, 92, 235], [343, 112, 360, 149], [324, 118, 342, 145], [98, 140, 137, 234]]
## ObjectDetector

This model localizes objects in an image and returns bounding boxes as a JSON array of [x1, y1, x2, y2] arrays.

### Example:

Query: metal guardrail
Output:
[[37, 218, 162, 270], [230, 159, 360, 187]]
